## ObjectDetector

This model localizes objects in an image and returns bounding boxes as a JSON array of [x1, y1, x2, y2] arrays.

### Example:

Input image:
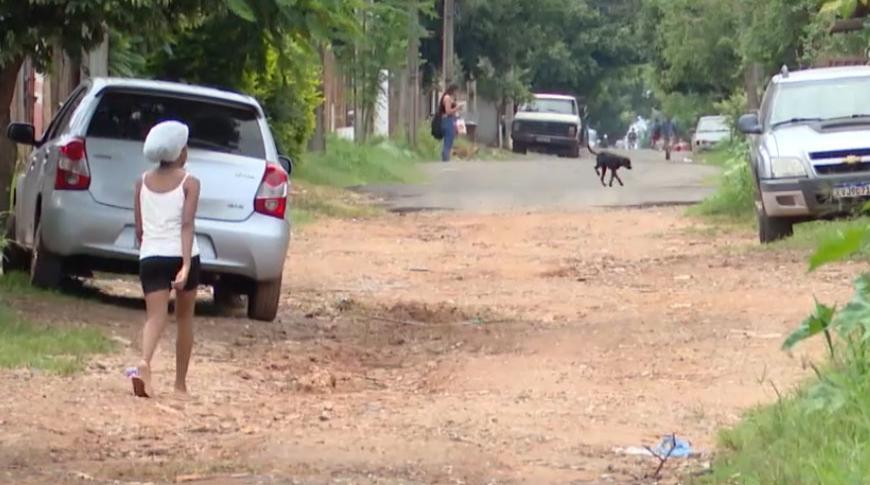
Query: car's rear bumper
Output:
[[41, 191, 289, 281], [760, 175, 870, 218]]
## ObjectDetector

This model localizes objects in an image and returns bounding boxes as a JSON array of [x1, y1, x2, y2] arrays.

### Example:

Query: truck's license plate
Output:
[[833, 183, 870, 199], [536, 135, 551, 143]]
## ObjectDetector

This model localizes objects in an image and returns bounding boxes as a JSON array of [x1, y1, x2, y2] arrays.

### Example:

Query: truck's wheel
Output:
[[1, 215, 29, 272], [757, 208, 794, 244], [30, 221, 63, 288], [248, 278, 283, 321], [569, 142, 581, 158], [512, 142, 527, 155]]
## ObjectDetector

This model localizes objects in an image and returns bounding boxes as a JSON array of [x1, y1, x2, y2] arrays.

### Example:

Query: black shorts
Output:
[[139, 256, 201, 295]]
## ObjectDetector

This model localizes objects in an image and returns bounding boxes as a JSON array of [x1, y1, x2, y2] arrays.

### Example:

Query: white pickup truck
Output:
[[511, 94, 584, 158]]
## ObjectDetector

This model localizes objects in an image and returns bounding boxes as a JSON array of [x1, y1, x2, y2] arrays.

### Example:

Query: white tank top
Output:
[[139, 172, 200, 260]]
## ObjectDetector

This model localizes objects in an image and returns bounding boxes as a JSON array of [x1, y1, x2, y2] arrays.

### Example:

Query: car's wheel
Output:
[[569, 142, 581, 158], [757, 207, 794, 244], [1, 215, 29, 272], [248, 278, 282, 321], [512, 142, 527, 155], [30, 221, 63, 288]]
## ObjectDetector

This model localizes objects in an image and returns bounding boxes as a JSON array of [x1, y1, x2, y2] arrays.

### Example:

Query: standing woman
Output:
[[440, 84, 460, 162], [130, 120, 201, 398]]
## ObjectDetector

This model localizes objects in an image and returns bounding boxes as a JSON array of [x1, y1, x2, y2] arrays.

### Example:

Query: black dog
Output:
[[588, 144, 632, 187]]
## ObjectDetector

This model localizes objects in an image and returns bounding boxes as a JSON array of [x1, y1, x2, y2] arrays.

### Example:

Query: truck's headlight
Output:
[[770, 157, 807, 178], [568, 126, 577, 137], [513, 121, 522, 132]]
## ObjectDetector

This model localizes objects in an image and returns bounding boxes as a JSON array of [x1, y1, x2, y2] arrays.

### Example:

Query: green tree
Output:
[[331, 0, 433, 143], [439, 0, 643, 137], [0, 0, 361, 213], [0, 0, 190, 212]]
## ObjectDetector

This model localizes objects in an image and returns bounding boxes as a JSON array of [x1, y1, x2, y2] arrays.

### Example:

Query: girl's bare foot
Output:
[[136, 361, 154, 397]]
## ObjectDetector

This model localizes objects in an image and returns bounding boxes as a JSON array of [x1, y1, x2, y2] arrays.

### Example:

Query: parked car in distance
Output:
[[3, 78, 292, 321], [738, 65, 870, 243], [511, 94, 583, 158], [692, 115, 730, 151]]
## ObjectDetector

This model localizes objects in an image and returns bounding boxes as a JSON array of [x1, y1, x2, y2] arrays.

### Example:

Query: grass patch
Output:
[[766, 217, 870, 258], [709, 370, 870, 484], [698, 145, 734, 167], [288, 135, 425, 224], [295, 136, 424, 188], [0, 304, 113, 375], [0, 271, 55, 297], [290, 182, 381, 226]]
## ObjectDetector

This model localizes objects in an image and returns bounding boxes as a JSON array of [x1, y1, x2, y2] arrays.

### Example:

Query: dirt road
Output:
[[0, 153, 855, 484]]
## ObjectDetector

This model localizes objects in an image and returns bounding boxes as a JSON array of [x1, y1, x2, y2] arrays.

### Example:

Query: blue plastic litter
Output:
[[652, 435, 693, 458]]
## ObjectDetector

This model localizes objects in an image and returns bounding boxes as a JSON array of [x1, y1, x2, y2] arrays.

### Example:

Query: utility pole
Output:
[[442, 0, 455, 89], [406, 0, 420, 148], [309, 45, 327, 152]]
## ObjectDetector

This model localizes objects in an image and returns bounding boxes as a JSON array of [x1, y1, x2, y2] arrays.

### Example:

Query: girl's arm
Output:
[[174, 176, 201, 289], [134, 179, 143, 247]]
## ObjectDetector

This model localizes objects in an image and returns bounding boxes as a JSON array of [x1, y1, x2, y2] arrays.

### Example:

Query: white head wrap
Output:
[[143, 121, 189, 163]]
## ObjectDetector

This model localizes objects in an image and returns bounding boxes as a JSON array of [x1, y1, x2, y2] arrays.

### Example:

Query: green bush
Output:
[[690, 141, 756, 220], [714, 90, 747, 138]]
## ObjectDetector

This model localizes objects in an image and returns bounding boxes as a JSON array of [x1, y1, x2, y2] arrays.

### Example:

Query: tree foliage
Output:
[[333, 0, 427, 141], [419, 0, 643, 136]]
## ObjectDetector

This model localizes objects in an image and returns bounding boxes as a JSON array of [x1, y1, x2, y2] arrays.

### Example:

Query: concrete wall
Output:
[[467, 97, 500, 147]]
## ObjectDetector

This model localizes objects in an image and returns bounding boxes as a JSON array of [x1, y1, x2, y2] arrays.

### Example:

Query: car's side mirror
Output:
[[278, 155, 293, 176], [737, 113, 762, 135], [7, 123, 36, 146]]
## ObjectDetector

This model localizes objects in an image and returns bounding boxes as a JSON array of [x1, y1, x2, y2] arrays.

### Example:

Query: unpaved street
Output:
[[0, 152, 854, 484], [361, 150, 718, 213]]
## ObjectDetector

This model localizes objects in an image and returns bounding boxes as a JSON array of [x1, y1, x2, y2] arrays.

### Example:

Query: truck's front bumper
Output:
[[512, 132, 577, 149], [760, 175, 870, 218]]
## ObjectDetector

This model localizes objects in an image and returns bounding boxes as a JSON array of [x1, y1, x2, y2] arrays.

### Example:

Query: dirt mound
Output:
[[336, 298, 500, 325]]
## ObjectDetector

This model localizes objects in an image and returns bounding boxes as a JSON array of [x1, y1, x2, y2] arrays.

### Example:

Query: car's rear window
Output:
[[87, 90, 266, 159], [696, 117, 728, 132]]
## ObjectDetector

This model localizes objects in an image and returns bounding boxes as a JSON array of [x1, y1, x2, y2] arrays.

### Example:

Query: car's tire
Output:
[[30, 221, 63, 288], [1, 215, 29, 272], [248, 278, 282, 322], [569, 142, 581, 158], [512, 142, 527, 155], [757, 208, 794, 244]]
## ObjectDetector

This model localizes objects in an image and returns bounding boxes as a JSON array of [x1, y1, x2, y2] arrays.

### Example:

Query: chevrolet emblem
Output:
[[845, 155, 861, 165]]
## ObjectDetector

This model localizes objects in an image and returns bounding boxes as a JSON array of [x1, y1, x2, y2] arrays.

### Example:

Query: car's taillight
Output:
[[254, 163, 289, 219], [55, 138, 91, 190]]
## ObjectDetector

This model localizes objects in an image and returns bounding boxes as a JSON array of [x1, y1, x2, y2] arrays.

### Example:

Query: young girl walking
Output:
[[129, 120, 201, 398]]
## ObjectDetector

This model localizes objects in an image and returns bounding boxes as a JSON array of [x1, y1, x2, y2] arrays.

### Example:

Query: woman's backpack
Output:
[[431, 112, 444, 140], [431, 94, 447, 140]]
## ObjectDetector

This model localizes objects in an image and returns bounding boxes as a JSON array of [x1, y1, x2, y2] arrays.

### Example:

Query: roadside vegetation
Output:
[[709, 229, 870, 483], [297, 136, 427, 188], [290, 129, 509, 224], [688, 141, 755, 224], [0, 272, 113, 375]]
